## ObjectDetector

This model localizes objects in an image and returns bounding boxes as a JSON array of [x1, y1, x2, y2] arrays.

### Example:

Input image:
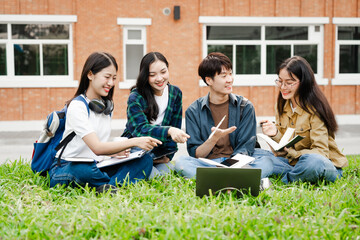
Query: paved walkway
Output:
[[0, 120, 359, 164]]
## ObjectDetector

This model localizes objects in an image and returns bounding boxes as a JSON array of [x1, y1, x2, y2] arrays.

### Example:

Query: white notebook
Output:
[[198, 153, 255, 168], [64, 150, 146, 169]]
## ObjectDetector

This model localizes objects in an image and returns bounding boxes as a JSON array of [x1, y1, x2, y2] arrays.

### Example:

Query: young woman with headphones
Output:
[[122, 52, 190, 177], [49, 52, 161, 193]]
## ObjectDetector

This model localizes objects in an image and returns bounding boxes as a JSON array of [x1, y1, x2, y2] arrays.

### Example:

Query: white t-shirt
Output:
[[290, 101, 296, 113], [56, 95, 111, 162], [151, 84, 169, 125]]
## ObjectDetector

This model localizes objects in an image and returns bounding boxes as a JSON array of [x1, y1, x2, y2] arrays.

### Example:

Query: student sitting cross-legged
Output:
[[174, 52, 273, 180], [121, 52, 190, 178], [49, 52, 161, 194], [259, 56, 348, 184]]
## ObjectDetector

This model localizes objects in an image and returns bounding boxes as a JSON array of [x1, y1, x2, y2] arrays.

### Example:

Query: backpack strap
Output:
[[240, 97, 248, 121], [55, 132, 76, 152], [55, 132, 76, 166], [54, 95, 90, 166], [74, 95, 90, 116]]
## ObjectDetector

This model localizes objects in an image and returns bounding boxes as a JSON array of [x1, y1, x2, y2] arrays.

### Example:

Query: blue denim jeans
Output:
[[131, 147, 175, 179], [174, 148, 274, 179], [268, 153, 343, 184], [149, 162, 175, 179], [49, 154, 153, 188]]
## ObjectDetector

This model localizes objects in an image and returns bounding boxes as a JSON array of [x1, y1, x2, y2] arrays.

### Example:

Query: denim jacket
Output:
[[185, 93, 257, 158]]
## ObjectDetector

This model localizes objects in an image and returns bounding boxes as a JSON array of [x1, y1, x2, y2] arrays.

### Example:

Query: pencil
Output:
[[260, 121, 276, 127], [208, 115, 226, 139]]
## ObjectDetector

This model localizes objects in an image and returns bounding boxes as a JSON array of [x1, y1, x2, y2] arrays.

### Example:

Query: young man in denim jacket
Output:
[[175, 52, 273, 180]]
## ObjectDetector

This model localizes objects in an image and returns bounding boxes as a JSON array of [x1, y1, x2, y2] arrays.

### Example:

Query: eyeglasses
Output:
[[274, 79, 299, 88]]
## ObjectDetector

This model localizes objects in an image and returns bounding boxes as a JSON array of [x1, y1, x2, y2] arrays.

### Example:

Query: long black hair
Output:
[[276, 56, 338, 136], [132, 52, 169, 122], [68, 52, 118, 105]]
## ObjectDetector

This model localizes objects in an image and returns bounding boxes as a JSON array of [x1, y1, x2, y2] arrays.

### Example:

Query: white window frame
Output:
[[199, 17, 329, 86], [0, 14, 77, 88], [117, 18, 151, 89], [333, 17, 360, 85]]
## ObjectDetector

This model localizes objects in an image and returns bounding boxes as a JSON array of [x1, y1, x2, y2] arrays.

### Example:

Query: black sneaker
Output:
[[95, 184, 118, 195]]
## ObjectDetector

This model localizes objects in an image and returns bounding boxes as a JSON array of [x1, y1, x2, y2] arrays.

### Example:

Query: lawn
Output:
[[0, 156, 359, 239]]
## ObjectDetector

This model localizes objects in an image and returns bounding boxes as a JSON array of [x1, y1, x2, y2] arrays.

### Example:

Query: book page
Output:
[[258, 128, 297, 151], [230, 154, 255, 168], [198, 158, 227, 168], [278, 128, 295, 146], [198, 154, 255, 169], [256, 133, 280, 150]]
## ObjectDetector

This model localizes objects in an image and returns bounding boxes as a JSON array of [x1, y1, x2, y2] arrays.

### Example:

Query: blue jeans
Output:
[[268, 153, 343, 184], [174, 148, 274, 179], [49, 154, 153, 188], [149, 162, 175, 179], [131, 147, 175, 179]]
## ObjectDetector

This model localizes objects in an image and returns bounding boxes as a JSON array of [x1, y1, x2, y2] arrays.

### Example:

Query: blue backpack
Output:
[[31, 95, 89, 175]]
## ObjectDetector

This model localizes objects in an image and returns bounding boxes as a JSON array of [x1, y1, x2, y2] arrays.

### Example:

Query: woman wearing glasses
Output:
[[260, 56, 348, 184]]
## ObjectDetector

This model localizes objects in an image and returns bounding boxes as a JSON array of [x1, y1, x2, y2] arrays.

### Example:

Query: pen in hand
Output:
[[260, 120, 275, 127], [208, 115, 226, 139]]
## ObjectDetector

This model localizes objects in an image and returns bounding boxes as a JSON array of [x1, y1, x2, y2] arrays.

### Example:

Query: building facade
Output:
[[0, 0, 359, 122]]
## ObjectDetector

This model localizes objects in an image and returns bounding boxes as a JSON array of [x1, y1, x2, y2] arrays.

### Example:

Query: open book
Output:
[[64, 150, 146, 169], [257, 128, 304, 152], [198, 153, 255, 168]]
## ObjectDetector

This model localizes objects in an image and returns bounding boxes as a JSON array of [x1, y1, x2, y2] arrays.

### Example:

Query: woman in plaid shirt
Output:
[[122, 52, 189, 177]]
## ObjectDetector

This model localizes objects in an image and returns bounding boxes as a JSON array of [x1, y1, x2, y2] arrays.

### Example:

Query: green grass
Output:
[[0, 156, 359, 239]]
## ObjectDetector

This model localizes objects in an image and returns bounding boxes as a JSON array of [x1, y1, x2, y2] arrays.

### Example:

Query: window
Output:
[[338, 27, 360, 74], [333, 18, 360, 85], [117, 18, 151, 88], [200, 17, 328, 86], [0, 24, 8, 75], [0, 44, 6, 75], [0, 15, 77, 88], [124, 28, 145, 80]]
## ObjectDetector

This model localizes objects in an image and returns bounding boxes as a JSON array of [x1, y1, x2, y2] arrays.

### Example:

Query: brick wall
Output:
[[0, 0, 359, 121]]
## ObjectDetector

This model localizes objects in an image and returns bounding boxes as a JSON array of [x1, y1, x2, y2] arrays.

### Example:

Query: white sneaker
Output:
[[260, 177, 272, 191]]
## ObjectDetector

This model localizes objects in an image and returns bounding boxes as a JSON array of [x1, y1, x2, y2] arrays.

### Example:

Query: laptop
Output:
[[196, 167, 262, 197]]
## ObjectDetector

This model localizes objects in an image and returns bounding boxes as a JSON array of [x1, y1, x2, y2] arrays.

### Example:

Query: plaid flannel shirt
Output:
[[122, 84, 183, 153]]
